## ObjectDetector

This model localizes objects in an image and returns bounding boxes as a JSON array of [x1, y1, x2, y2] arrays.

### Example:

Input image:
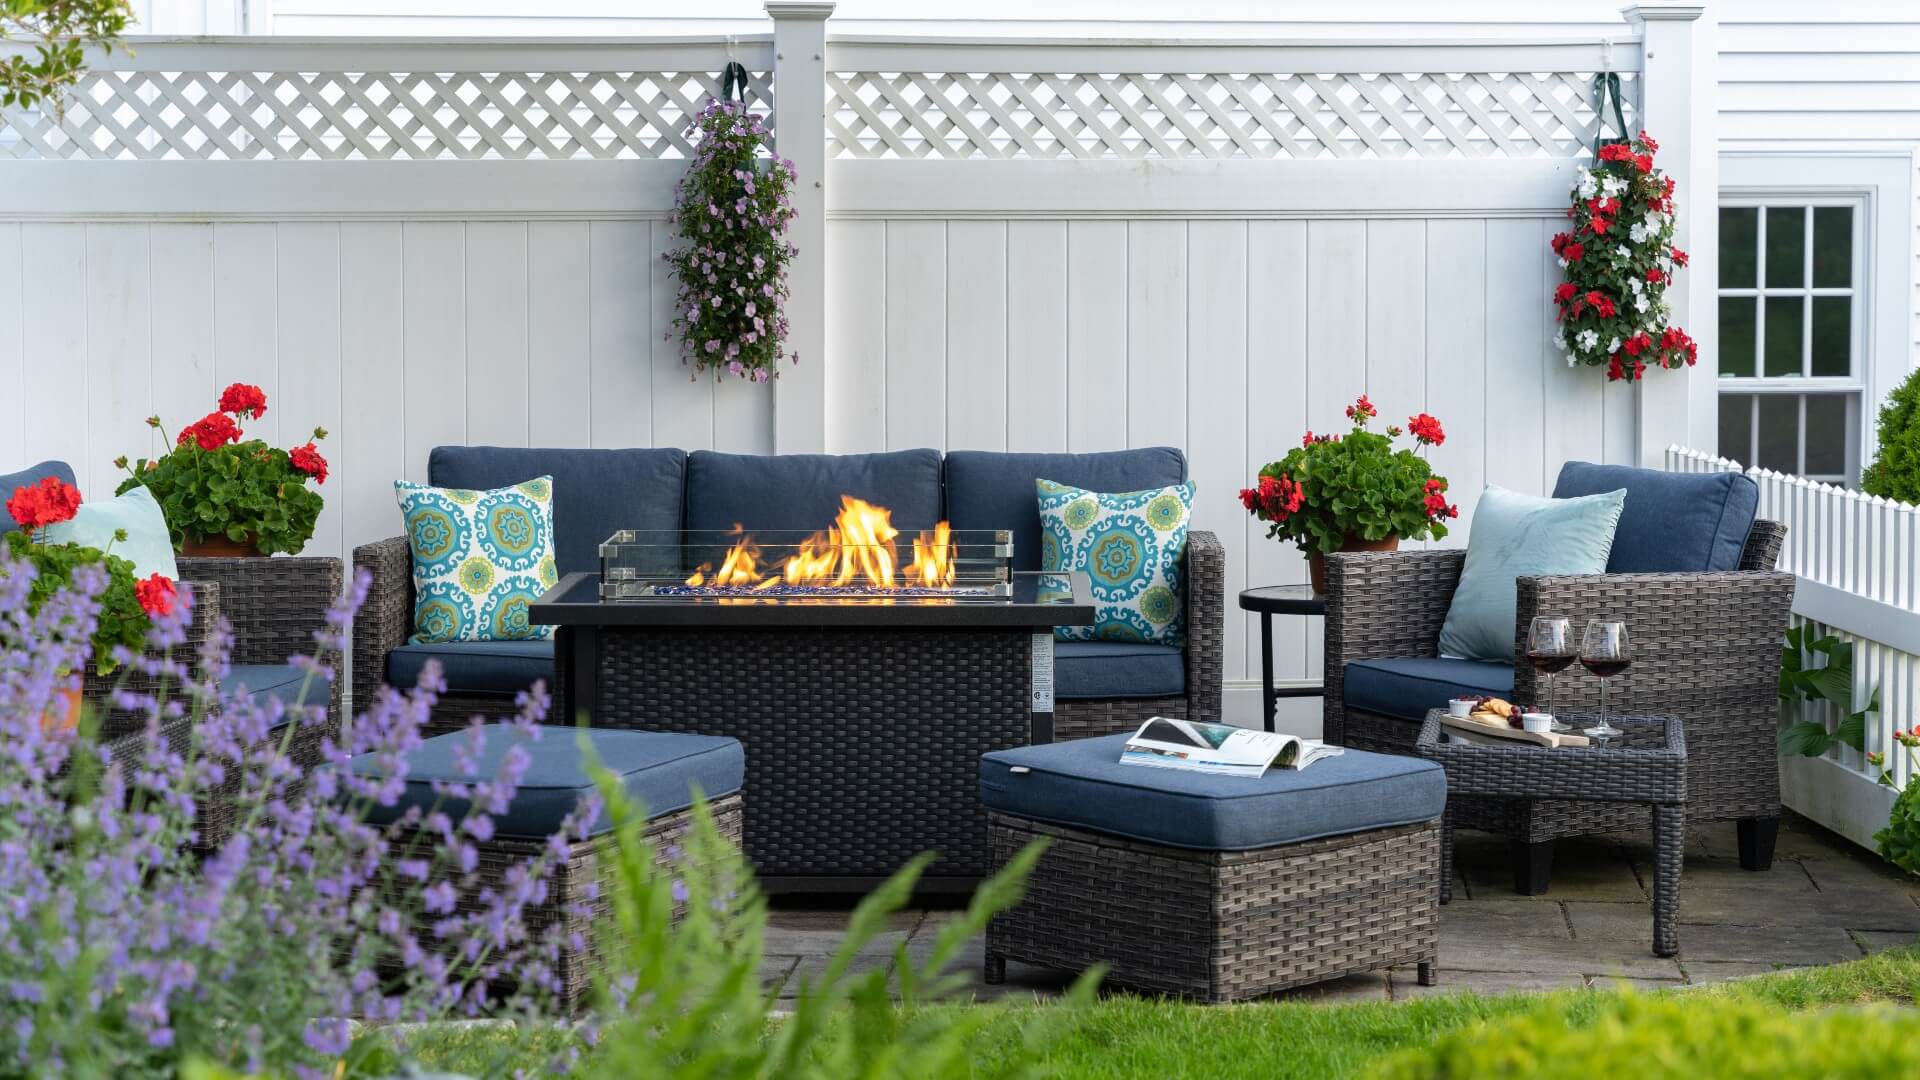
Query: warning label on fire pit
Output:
[[1030, 632, 1055, 713]]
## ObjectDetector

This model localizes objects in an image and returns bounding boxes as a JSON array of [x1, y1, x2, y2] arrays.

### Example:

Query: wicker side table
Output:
[[1414, 710, 1687, 957]]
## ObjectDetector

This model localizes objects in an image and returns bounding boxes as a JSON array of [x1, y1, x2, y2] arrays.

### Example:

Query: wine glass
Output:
[[1580, 620, 1632, 746], [1526, 615, 1577, 733]]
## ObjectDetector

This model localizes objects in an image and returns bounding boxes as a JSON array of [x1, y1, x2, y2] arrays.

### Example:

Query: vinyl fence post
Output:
[[768, 2, 834, 453]]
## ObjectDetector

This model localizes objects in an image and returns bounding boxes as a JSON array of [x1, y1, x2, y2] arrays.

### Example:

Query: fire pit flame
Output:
[[683, 496, 956, 594]]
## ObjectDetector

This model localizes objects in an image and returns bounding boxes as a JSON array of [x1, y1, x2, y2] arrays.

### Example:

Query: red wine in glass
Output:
[[1527, 616, 1577, 732], [1582, 658, 1632, 679], [1579, 620, 1631, 744], [1532, 654, 1577, 675]]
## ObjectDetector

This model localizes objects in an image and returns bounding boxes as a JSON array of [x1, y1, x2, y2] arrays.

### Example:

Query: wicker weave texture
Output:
[[986, 814, 1439, 1001], [84, 580, 220, 744], [588, 627, 1029, 879]]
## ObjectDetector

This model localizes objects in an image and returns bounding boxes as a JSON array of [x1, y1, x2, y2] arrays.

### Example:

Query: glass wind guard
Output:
[[598, 528, 1014, 602]]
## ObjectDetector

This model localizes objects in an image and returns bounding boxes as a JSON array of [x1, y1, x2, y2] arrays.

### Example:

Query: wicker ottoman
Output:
[[980, 733, 1446, 1002], [347, 724, 745, 1011]]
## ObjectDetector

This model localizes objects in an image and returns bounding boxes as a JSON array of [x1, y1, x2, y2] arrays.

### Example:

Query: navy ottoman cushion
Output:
[[386, 640, 555, 698], [0, 461, 78, 537], [222, 664, 329, 709], [351, 725, 744, 839], [686, 449, 944, 535], [980, 734, 1445, 851], [1055, 641, 1185, 700], [944, 448, 1187, 571], [429, 446, 687, 576], [1344, 657, 1513, 723], [1553, 461, 1758, 573]]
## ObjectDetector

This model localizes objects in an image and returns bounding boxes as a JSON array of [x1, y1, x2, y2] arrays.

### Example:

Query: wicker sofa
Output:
[[352, 446, 1222, 738], [1322, 463, 1796, 889]]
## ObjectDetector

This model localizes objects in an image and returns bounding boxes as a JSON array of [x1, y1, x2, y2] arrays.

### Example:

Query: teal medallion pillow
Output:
[[1437, 485, 1628, 662], [42, 484, 179, 582], [1039, 478, 1194, 646], [395, 476, 559, 644]]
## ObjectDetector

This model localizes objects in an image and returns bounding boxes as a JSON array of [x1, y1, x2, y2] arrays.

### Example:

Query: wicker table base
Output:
[[985, 813, 1440, 1002], [1416, 711, 1686, 957]]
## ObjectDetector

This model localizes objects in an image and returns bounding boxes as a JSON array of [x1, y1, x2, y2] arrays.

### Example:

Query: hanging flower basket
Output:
[[665, 95, 798, 383], [1550, 130, 1697, 381]]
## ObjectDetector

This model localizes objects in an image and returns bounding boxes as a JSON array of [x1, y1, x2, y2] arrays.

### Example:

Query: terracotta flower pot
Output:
[[41, 686, 83, 734], [182, 533, 261, 558], [1308, 536, 1401, 596]]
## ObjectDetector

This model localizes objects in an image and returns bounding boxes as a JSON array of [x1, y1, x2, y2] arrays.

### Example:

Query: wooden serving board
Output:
[[1441, 714, 1591, 749]]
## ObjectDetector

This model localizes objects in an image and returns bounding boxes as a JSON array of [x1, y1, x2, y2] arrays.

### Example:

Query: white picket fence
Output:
[[1665, 445, 1912, 850]]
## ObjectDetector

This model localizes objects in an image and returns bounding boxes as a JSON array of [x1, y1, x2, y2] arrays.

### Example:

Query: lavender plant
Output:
[[665, 97, 798, 382], [0, 554, 590, 1078]]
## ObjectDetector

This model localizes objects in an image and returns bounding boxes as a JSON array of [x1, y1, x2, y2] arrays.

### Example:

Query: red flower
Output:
[[1251, 474, 1306, 520], [1550, 232, 1572, 255], [218, 382, 268, 419], [1423, 492, 1458, 519], [6, 476, 83, 531], [177, 412, 242, 452], [1407, 413, 1446, 447], [1587, 215, 1612, 236], [1647, 267, 1666, 285], [1301, 430, 1316, 448], [1671, 247, 1690, 267], [1597, 143, 1633, 163], [1553, 282, 1576, 303], [1561, 242, 1585, 263], [1633, 154, 1654, 174], [1239, 486, 1259, 512], [1606, 357, 1626, 382], [1592, 294, 1618, 319], [135, 573, 177, 618], [289, 442, 329, 484], [1585, 197, 1618, 217], [1424, 477, 1447, 494], [1345, 395, 1376, 423], [1623, 333, 1652, 357], [1637, 131, 1660, 154]]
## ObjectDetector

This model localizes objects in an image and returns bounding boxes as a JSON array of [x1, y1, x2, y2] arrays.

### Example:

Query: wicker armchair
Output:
[[1053, 529, 1225, 740], [1323, 521, 1794, 882]]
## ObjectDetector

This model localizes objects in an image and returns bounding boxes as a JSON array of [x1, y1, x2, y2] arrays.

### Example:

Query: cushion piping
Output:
[[982, 804, 1443, 853]]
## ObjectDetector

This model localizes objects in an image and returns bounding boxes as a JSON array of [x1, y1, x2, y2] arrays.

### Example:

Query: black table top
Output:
[[531, 571, 1096, 629], [1238, 584, 1326, 615]]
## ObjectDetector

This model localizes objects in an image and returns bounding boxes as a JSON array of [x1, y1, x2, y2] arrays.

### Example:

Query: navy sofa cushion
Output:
[[980, 735, 1446, 851], [0, 460, 79, 536], [685, 449, 944, 537], [222, 664, 329, 708], [386, 640, 555, 698], [1056, 641, 1185, 700], [1344, 657, 1514, 723], [1553, 461, 1758, 573], [351, 725, 743, 838], [944, 448, 1187, 571], [428, 446, 687, 576]]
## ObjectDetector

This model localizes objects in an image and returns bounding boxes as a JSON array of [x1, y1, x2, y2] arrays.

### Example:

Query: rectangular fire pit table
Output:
[[1415, 710, 1688, 957], [532, 570, 1093, 894]]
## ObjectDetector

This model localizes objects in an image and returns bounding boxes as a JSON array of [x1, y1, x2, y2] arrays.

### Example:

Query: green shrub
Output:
[[1368, 990, 1920, 1079], [1863, 365, 1920, 503]]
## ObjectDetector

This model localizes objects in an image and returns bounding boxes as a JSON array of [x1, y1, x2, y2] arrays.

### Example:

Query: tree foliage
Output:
[[1861, 364, 1920, 504], [1, 0, 133, 112]]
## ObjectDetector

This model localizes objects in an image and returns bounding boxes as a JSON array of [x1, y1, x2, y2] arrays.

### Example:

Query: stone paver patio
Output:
[[761, 813, 1920, 1002]]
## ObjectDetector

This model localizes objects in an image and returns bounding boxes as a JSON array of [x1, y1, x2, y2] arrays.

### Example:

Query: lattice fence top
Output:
[[0, 68, 773, 160], [826, 70, 1638, 160]]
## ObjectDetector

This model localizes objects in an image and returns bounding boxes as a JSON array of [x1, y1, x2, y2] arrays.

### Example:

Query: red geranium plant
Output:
[[116, 383, 329, 556], [1241, 395, 1456, 590], [3, 476, 174, 676], [1552, 131, 1697, 381]]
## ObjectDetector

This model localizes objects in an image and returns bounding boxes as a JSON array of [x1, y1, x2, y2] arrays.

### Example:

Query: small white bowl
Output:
[[1447, 698, 1475, 718], [1521, 712, 1554, 734]]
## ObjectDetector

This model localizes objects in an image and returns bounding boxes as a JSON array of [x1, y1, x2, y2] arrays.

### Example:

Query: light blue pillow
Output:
[[42, 485, 179, 581], [1437, 485, 1627, 662], [395, 477, 559, 644], [1039, 478, 1193, 647]]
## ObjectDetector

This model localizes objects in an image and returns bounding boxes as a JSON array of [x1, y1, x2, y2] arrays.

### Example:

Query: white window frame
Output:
[[1716, 193, 1867, 484]]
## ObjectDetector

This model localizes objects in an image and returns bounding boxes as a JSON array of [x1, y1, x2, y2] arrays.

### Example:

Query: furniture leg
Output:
[[1652, 804, 1684, 958], [983, 953, 1006, 984], [565, 625, 598, 726], [1439, 807, 1455, 904], [1260, 611, 1277, 733], [1510, 838, 1555, 896], [1737, 816, 1779, 872], [1417, 960, 1436, 987]]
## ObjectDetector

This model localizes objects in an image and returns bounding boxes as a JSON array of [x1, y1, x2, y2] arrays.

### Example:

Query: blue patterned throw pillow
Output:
[[395, 476, 560, 644], [1038, 478, 1194, 646]]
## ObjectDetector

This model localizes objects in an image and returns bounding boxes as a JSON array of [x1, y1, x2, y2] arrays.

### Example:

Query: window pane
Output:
[[1720, 393, 1754, 467], [1765, 207, 1806, 288], [1720, 296, 1756, 377], [1757, 395, 1800, 473], [1720, 206, 1758, 288], [1813, 206, 1853, 288], [1811, 296, 1851, 377], [1804, 394, 1849, 478], [1763, 295, 1803, 377]]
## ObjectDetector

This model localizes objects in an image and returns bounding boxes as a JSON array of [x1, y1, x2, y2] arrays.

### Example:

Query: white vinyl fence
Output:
[[1666, 445, 1912, 850]]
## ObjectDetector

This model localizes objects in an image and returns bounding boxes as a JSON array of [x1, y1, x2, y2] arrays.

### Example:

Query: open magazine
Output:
[[1119, 717, 1343, 779]]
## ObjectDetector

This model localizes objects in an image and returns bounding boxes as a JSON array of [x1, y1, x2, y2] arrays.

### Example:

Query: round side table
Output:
[[1238, 585, 1326, 733]]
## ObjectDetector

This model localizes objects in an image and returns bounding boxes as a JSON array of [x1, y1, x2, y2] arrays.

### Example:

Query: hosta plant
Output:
[[1551, 130, 1698, 381], [115, 382, 330, 555]]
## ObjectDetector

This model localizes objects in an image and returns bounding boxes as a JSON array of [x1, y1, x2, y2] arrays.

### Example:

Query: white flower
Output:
[[1629, 223, 1649, 244], [1644, 211, 1663, 232], [1627, 276, 1643, 294], [1575, 168, 1599, 199], [1607, 336, 1622, 354], [1602, 175, 1625, 196], [1577, 328, 1600, 351], [1553, 328, 1568, 351], [1635, 294, 1650, 313], [1616, 245, 1632, 259], [1557, 257, 1570, 270]]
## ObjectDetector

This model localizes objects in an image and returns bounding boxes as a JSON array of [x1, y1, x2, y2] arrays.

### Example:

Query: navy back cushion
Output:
[[1552, 461, 1758, 573], [945, 448, 1188, 571], [0, 460, 79, 537], [428, 446, 686, 576], [685, 449, 944, 535]]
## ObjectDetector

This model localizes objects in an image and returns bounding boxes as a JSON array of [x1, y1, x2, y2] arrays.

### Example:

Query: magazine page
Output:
[[1121, 718, 1298, 778]]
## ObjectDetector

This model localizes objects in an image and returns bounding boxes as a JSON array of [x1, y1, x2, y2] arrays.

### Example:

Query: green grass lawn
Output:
[[408, 945, 1920, 1078]]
